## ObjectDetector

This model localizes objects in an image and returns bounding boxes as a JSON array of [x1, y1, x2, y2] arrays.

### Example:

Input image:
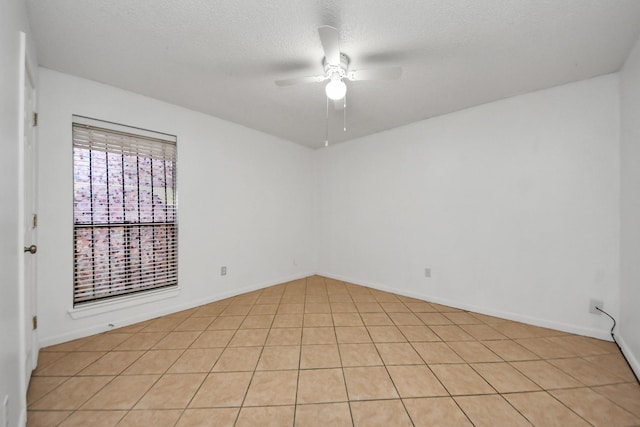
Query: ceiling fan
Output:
[[275, 26, 403, 102]]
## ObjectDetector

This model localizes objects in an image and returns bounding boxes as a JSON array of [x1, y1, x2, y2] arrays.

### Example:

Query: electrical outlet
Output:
[[221, 266, 227, 276], [424, 268, 431, 278], [589, 299, 603, 314]]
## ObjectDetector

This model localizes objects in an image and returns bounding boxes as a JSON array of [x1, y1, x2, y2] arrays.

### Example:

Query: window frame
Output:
[[71, 115, 178, 307]]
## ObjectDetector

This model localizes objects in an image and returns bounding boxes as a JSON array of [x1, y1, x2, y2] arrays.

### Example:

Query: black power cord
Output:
[[595, 306, 640, 384]]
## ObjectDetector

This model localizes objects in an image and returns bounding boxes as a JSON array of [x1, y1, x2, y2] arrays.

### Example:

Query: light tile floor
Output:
[[27, 276, 640, 426]]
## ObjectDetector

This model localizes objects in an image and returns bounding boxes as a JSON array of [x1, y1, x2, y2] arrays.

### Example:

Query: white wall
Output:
[[0, 1, 36, 426], [318, 75, 620, 340], [620, 35, 640, 376], [37, 68, 317, 345], [36, 68, 625, 349]]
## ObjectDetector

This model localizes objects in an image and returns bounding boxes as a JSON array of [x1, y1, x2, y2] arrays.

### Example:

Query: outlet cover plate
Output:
[[221, 266, 227, 276], [589, 299, 603, 314]]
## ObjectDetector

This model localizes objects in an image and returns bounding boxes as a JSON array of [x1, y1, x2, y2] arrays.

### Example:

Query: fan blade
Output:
[[275, 75, 326, 87], [347, 66, 403, 81], [318, 25, 341, 66]]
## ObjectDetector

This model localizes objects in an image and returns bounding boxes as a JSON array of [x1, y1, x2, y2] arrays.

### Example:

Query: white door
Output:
[[20, 32, 39, 390]]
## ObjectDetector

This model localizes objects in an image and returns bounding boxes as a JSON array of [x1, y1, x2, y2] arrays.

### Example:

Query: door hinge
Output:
[[33, 112, 38, 127], [32, 316, 38, 330], [32, 213, 37, 228]]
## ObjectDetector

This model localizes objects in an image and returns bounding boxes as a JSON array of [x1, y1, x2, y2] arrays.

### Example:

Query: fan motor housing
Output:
[[323, 53, 350, 78]]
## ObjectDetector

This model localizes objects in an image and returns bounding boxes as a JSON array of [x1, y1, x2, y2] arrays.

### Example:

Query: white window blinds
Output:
[[72, 116, 178, 305]]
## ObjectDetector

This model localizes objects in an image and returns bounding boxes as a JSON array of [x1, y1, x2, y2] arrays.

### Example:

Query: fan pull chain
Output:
[[343, 95, 347, 132], [325, 96, 329, 147]]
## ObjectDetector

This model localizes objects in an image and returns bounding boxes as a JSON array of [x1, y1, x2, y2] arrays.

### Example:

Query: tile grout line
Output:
[[291, 276, 309, 427], [27, 276, 640, 427], [393, 301, 487, 427], [353, 287, 416, 426], [115, 313, 207, 426], [323, 277, 355, 427], [504, 358, 632, 426], [172, 313, 232, 427], [379, 354, 416, 423]]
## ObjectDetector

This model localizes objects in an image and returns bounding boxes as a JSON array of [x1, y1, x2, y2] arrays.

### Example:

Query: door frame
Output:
[[17, 30, 39, 403]]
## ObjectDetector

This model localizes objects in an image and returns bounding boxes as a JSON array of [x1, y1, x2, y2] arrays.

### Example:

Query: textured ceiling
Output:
[[27, 0, 640, 148]]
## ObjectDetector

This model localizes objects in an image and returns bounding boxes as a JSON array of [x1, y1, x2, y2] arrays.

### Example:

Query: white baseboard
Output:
[[38, 271, 314, 347], [40, 270, 620, 347], [18, 405, 26, 427], [616, 334, 640, 381], [319, 271, 613, 341]]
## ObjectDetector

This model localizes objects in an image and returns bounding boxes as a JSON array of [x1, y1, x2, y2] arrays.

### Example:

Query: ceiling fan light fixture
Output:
[[325, 79, 346, 100]]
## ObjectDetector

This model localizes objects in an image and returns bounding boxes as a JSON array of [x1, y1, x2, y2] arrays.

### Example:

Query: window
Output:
[[73, 116, 177, 305]]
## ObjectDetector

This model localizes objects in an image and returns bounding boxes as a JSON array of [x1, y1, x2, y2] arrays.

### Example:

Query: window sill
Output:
[[67, 287, 180, 319]]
